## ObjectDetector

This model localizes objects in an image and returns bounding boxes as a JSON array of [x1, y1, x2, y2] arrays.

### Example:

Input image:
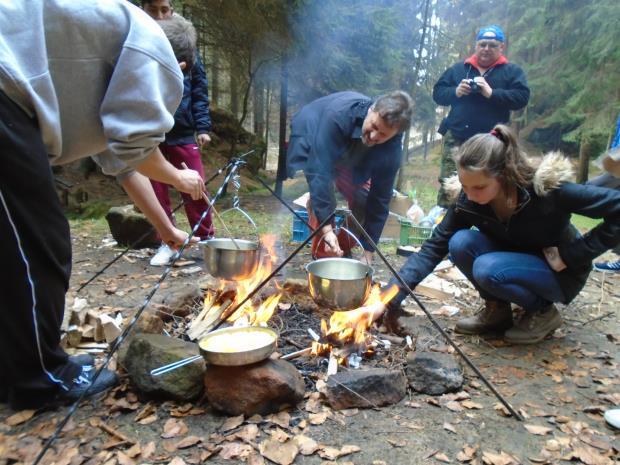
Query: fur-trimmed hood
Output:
[[443, 152, 574, 203]]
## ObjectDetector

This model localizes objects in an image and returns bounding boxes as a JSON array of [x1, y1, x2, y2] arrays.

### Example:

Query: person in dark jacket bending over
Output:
[[434, 25, 530, 207], [142, 0, 215, 266], [287, 91, 413, 264], [370, 125, 620, 344]]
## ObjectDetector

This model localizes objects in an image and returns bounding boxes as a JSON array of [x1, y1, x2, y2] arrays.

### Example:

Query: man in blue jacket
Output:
[[433, 25, 530, 207], [287, 91, 413, 264]]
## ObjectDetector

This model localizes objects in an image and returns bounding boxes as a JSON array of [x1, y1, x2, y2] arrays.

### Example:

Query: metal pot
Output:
[[198, 326, 277, 366], [306, 257, 373, 310], [200, 238, 260, 280]]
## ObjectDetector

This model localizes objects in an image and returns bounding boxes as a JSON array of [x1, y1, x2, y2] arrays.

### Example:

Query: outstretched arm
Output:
[[120, 171, 196, 249]]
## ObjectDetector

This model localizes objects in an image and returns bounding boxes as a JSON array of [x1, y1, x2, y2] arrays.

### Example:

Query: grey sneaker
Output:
[[455, 300, 513, 335], [504, 304, 562, 344]]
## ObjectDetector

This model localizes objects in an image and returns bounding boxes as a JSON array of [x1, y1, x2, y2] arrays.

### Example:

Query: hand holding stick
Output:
[[180, 163, 240, 250]]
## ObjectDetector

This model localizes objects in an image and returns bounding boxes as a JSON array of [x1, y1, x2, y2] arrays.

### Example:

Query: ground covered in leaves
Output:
[[1, 190, 619, 465]]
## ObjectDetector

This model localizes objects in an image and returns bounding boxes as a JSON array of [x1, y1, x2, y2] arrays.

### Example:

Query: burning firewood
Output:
[[187, 289, 236, 341]]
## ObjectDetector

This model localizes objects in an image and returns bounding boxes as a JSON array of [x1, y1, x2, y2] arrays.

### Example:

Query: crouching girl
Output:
[[377, 124, 620, 344]]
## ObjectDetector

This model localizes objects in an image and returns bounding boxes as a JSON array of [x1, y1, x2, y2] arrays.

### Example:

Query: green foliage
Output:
[[171, 0, 618, 163], [287, 0, 422, 103], [433, 0, 620, 156]]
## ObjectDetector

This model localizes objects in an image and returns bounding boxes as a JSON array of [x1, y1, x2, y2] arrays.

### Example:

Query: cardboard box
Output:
[[389, 191, 412, 217], [380, 192, 412, 240], [380, 212, 402, 240]]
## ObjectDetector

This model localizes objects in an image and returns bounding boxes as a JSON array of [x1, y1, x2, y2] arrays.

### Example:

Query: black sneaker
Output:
[[70, 353, 96, 367], [56, 366, 118, 404], [1, 354, 95, 404]]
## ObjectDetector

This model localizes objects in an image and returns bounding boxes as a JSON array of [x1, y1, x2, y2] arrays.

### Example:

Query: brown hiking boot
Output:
[[504, 304, 562, 344], [455, 300, 513, 335]]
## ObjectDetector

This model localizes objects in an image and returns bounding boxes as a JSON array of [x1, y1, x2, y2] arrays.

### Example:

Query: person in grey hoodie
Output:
[[0, 0, 205, 409]]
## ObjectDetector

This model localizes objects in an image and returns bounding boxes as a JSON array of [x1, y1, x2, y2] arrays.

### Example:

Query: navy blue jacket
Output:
[[165, 54, 212, 145], [286, 91, 403, 250], [390, 180, 620, 306], [433, 61, 529, 141]]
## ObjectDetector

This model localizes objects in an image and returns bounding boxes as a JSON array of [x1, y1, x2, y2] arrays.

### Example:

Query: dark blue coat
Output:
[[433, 61, 529, 141], [390, 178, 620, 306], [165, 54, 212, 145], [286, 91, 403, 250]]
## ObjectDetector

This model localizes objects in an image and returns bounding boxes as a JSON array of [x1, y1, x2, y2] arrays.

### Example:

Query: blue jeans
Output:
[[448, 230, 566, 312]]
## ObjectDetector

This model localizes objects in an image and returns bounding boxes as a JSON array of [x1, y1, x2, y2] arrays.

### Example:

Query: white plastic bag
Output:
[[406, 201, 424, 224]]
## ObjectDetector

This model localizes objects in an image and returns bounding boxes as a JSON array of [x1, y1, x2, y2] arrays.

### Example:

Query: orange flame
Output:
[[311, 284, 399, 357], [221, 234, 282, 326]]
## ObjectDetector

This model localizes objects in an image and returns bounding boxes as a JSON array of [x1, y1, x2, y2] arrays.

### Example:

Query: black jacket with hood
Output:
[[390, 154, 620, 305], [433, 61, 529, 142]]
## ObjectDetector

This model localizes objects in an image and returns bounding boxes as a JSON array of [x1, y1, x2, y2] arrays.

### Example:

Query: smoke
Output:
[[286, 0, 420, 107]]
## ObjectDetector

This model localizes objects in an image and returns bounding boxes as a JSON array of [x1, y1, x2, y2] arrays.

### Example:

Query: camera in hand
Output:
[[465, 78, 480, 94]]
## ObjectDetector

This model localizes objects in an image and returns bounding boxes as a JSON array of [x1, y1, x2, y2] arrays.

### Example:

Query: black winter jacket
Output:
[[433, 61, 529, 141], [390, 155, 620, 305]]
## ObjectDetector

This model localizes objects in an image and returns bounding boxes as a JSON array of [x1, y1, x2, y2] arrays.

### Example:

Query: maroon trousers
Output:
[[150, 143, 214, 240]]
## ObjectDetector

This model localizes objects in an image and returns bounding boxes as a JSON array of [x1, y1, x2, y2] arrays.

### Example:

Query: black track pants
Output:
[[0, 90, 80, 406]]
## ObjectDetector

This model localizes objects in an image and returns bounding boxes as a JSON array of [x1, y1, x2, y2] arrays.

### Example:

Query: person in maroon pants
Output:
[[143, 0, 215, 266]]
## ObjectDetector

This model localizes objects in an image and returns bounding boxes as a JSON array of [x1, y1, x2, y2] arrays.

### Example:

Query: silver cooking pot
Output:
[[200, 238, 260, 281], [199, 206, 261, 281], [306, 257, 373, 310]]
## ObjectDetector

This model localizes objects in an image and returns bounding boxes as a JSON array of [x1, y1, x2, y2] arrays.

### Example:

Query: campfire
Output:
[[186, 229, 402, 374], [187, 234, 283, 341], [311, 284, 399, 365]]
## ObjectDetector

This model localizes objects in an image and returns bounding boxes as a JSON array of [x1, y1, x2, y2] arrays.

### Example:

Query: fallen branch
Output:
[[91, 418, 135, 444], [582, 311, 614, 326]]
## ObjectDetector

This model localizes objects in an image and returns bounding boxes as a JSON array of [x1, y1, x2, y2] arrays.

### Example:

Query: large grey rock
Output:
[[204, 359, 305, 416], [121, 333, 205, 401], [105, 204, 159, 249], [152, 282, 203, 319], [324, 368, 407, 410], [406, 351, 463, 395]]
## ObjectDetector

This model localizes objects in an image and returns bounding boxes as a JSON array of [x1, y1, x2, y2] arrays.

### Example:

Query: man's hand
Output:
[[161, 227, 199, 250], [319, 225, 343, 256], [474, 76, 493, 98], [455, 79, 472, 98], [174, 168, 204, 200], [196, 133, 211, 149], [543, 246, 567, 272]]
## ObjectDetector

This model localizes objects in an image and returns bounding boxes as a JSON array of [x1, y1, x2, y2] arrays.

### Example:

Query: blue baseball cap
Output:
[[476, 25, 505, 42]]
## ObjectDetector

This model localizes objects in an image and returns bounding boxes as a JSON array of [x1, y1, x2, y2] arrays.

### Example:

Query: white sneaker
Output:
[[150, 244, 176, 266], [604, 409, 620, 429]]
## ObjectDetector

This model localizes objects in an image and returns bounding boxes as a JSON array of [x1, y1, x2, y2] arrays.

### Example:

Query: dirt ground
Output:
[[1, 162, 619, 465]]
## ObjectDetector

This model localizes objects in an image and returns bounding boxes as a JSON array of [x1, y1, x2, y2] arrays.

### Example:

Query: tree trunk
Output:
[[210, 49, 220, 106], [396, 128, 411, 192], [230, 55, 242, 118], [275, 54, 288, 196], [576, 136, 591, 184], [253, 76, 266, 141], [263, 84, 273, 169], [396, 0, 431, 192], [423, 127, 429, 160]]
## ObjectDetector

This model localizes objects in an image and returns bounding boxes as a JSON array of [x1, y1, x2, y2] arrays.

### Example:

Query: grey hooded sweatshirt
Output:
[[0, 0, 183, 175]]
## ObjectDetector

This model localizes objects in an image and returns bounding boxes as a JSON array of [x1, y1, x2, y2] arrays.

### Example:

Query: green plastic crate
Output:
[[399, 218, 433, 246]]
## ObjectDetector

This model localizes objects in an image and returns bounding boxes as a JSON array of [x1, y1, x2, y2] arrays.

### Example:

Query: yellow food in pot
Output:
[[199, 329, 274, 353]]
